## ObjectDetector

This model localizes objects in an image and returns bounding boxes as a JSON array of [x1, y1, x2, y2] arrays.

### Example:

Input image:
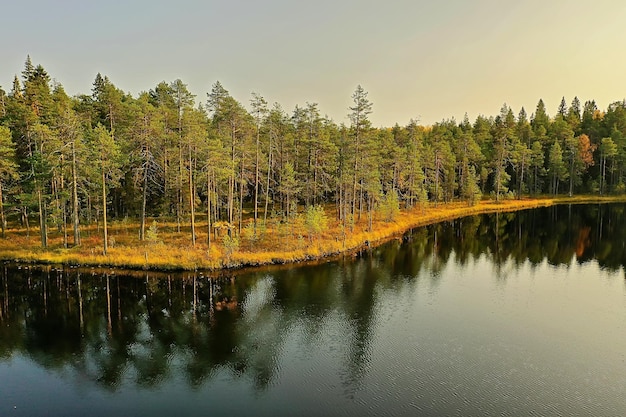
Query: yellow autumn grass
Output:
[[1, 195, 624, 271]]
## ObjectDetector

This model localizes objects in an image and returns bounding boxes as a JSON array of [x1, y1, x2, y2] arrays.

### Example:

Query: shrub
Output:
[[305, 205, 328, 241], [379, 191, 400, 222], [146, 220, 160, 243], [222, 234, 239, 258], [241, 221, 257, 245]]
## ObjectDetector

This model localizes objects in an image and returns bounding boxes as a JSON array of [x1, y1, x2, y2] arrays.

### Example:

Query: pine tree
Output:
[[529, 141, 545, 194], [599, 137, 618, 194], [264, 103, 289, 224], [0, 86, 7, 118], [53, 85, 85, 246], [548, 140, 567, 195], [182, 107, 206, 247], [426, 124, 455, 205], [92, 124, 122, 255], [531, 99, 550, 135], [0, 126, 18, 237], [456, 115, 483, 203], [348, 85, 373, 220], [278, 162, 299, 220], [207, 83, 253, 229], [492, 105, 515, 200], [472, 115, 494, 194], [401, 119, 427, 208], [557, 96, 568, 117], [130, 93, 163, 241], [21, 55, 34, 82], [250, 92, 268, 232], [567, 96, 582, 132], [168, 79, 197, 243]]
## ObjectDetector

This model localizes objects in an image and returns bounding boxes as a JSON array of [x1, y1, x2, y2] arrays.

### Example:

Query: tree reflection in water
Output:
[[1, 203, 625, 393]]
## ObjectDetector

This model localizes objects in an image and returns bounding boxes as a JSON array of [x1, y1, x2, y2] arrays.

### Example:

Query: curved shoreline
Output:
[[1, 196, 625, 273]]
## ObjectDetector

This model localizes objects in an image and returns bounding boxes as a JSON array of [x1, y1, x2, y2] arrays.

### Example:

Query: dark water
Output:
[[2, 204, 626, 416]]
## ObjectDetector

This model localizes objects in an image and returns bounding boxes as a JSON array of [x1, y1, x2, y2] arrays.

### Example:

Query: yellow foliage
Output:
[[1, 195, 626, 271]]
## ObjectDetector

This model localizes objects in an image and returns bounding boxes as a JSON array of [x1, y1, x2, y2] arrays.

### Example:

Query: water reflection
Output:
[[1, 204, 626, 413], [414, 203, 626, 272]]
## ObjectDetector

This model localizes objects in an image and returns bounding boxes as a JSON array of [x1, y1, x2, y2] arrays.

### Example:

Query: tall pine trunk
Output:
[[239, 156, 244, 235], [140, 165, 148, 241], [228, 123, 236, 226], [0, 182, 5, 238], [102, 167, 108, 255], [264, 135, 272, 225], [37, 182, 47, 248], [188, 144, 196, 247], [516, 160, 524, 200], [254, 126, 260, 232], [72, 141, 80, 245], [569, 152, 574, 197], [206, 169, 211, 249], [177, 144, 183, 233]]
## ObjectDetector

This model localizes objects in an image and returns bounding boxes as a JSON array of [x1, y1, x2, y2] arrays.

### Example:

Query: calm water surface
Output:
[[2, 204, 626, 416]]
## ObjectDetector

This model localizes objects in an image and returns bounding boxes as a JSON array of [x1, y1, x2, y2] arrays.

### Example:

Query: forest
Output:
[[0, 56, 626, 264]]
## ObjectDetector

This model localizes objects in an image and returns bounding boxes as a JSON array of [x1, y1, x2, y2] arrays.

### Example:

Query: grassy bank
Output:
[[1, 195, 624, 271]]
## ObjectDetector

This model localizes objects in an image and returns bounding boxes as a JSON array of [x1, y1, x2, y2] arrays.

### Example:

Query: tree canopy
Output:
[[2, 57, 626, 249]]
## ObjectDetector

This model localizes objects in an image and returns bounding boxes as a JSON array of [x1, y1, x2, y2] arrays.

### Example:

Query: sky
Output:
[[3, 0, 626, 127]]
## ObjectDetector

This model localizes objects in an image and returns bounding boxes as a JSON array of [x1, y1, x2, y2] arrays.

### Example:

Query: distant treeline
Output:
[[1, 56, 625, 248]]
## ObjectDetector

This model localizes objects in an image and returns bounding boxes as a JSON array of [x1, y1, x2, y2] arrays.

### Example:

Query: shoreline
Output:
[[1, 196, 624, 273]]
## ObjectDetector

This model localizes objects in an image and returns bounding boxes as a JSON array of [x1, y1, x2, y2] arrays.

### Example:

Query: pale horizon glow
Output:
[[2, 0, 626, 126]]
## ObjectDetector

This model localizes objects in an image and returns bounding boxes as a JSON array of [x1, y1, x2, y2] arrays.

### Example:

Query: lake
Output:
[[1, 204, 626, 416]]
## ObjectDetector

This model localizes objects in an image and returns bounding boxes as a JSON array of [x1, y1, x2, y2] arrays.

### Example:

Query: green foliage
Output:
[[548, 141, 567, 195], [379, 191, 400, 222], [600, 137, 618, 194], [4, 56, 626, 251], [222, 234, 239, 258], [0, 126, 18, 181], [463, 166, 482, 206], [241, 221, 258, 244], [278, 162, 300, 219], [256, 220, 267, 237], [305, 204, 328, 240], [146, 220, 160, 243]]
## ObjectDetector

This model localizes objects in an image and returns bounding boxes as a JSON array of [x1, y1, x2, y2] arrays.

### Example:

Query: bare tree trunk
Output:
[[337, 180, 342, 221], [0, 182, 5, 238], [102, 167, 108, 255], [494, 165, 500, 202], [188, 144, 196, 247], [518, 159, 525, 199], [163, 148, 168, 208], [352, 156, 358, 219], [177, 144, 183, 233], [358, 179, 364, 221], [239, 156, 244, 235], [228, 123, 236, 225], [207, 169, 211, 249], [264, 135, 272, 225], [37, 183, 47, 248], [140, 166, 147, 241], [62, 200, 68, 248], [367, 195, 373, 232], [601, 155, 605, 195], [569, 152, 574, 197], [72, 141, 80, 245], [254, 126, 260, 232], [434, 155, 441, 207], [313, 151, 319, 206], [23, 207, 30, 237]]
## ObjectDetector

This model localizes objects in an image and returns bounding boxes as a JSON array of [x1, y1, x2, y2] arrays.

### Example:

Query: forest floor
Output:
[[1, 195, 625, 272]]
